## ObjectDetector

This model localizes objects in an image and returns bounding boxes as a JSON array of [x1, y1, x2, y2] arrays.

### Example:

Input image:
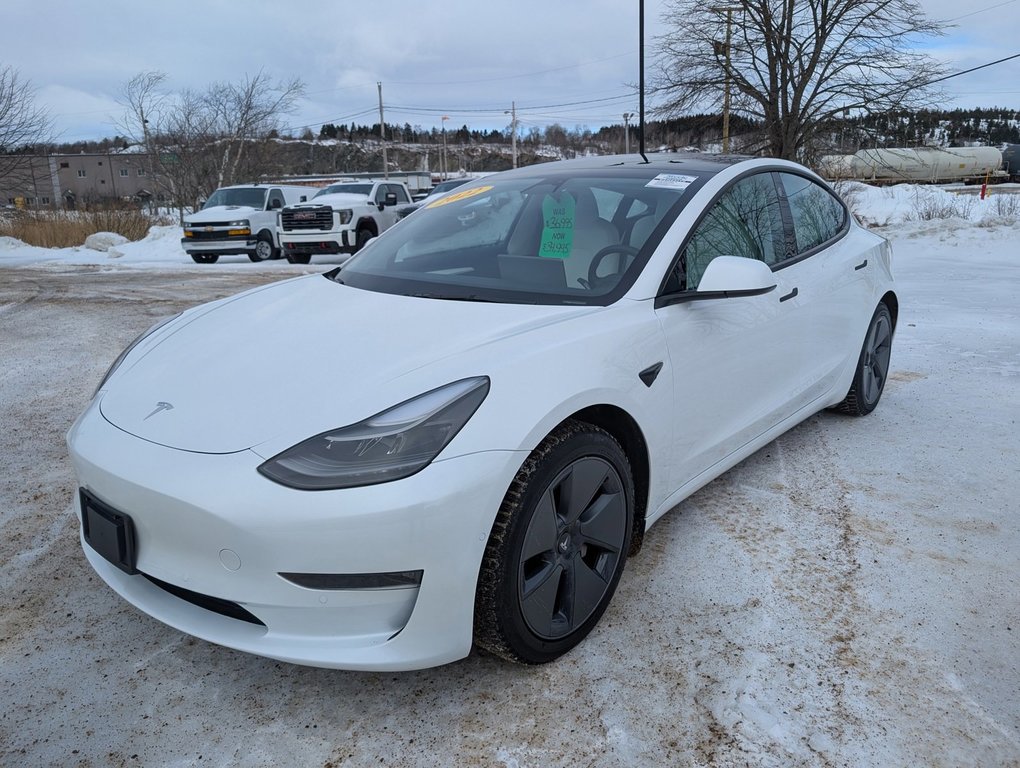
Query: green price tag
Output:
[[538, 193, 575, 258]]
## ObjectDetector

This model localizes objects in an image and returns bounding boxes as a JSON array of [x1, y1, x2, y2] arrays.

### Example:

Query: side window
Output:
[[778, 173, 846, 254], [374, 185, 388, 204], [680, 173, 784, 290], [390, 184, 410, 204], [267, 189, 285, 209]]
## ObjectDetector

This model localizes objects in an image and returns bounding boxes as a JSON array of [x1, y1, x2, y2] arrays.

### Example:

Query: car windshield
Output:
[[203, 188, 267, 209], [336, 170, 703, 305], [314, 184, 374, 198]]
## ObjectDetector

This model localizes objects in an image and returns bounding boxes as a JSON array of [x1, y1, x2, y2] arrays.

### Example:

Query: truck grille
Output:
[[282, 207, 333, 231]]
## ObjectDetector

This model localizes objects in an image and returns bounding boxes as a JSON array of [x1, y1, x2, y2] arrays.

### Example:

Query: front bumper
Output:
[[181, 237, 256, 256], [280, 229, 355, 256], [67, 406, 524, 671]]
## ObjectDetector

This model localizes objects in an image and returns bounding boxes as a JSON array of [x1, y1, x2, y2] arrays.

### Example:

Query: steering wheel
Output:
[[587, 244, 639, 287]]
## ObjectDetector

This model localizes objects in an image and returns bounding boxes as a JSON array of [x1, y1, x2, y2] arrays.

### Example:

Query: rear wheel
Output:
[[474, 420, 634, 664], [833, 302, 893, 416], [189, 254, 219, 264], [250, 232, 277, 262]]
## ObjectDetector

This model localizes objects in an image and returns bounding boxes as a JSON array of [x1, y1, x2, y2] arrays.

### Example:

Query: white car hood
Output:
[[99, 275, 592, 454], [185, 205, 259, 224]]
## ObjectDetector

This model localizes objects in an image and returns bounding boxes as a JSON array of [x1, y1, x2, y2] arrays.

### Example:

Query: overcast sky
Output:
[[3, 0, 1018, 144]]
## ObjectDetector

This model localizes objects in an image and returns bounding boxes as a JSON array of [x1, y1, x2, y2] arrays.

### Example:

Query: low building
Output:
[[1, 151, 167, 209]]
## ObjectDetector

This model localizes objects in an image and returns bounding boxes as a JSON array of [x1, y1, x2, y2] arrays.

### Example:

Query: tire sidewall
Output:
[[494, 427, 634, 663], [855, 303, 892, 412]]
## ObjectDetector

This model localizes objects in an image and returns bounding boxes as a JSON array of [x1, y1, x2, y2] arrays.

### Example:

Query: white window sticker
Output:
[[645, 173, 698, 190]]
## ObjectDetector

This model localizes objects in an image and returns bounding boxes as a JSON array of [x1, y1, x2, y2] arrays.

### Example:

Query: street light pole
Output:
[[623, 112, 634, 154]]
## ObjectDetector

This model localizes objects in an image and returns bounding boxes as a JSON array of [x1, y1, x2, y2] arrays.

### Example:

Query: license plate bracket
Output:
[[80, 489, 138, 574]]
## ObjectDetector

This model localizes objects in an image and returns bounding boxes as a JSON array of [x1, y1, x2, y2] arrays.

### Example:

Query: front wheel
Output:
[[474, 420, 634, 664], [833, 302, 894, 416], [355, 227, 373, 251], [285, 253, 311, 264], [189, 254, 219, 264], [250, 232, 277, 262]]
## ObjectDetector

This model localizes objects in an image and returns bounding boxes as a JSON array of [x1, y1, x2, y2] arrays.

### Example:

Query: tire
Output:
[[249, 232, 277, 262], [355, 227, 373, 251], [285, 253, 311, 265], [833, 302, 894, 416], [474, 420, 634, 664], [189, 254, 219, 264]]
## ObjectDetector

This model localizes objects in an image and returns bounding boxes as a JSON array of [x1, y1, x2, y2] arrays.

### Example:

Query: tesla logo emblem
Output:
[[144, 402, 174, 420]]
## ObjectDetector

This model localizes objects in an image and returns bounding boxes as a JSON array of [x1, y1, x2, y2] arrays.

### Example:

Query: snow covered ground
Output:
[[0, 185, 1017, 766]]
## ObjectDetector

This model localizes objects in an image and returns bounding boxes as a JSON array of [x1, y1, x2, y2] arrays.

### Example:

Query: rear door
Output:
[[772, 172, 868, 398]]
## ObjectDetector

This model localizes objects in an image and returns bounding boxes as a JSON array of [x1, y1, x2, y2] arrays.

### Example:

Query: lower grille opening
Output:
[[141, 573, 266, 627]]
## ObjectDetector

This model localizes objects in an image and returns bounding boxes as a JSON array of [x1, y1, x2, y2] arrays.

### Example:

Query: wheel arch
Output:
[[356, 217, 378, 236], [881, 290, 898, 330], [560, 404, 649, 555]]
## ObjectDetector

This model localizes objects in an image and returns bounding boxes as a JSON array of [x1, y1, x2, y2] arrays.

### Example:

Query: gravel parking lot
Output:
[[1, 234, 1018, 766]]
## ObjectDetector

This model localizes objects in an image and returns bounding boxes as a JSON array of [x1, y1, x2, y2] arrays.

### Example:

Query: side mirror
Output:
[[270, 199, 282, 209], [299, 195, 307, 202], [697, 256, 777, 294], [384, 192, 398, 206], [658, 255, 777, 307]]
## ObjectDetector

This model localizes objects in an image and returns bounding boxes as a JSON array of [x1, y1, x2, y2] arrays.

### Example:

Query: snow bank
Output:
[[839, 181, 1020, 228]]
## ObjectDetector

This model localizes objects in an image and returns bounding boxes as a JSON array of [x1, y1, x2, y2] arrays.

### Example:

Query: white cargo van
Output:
[[182, 184, 318, 264]]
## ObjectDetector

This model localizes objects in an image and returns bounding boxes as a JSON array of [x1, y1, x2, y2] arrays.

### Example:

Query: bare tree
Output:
[[119, 70, 304, 216], [201, 71, 304, 188], [654, 0, 948, 159], [0, 64, 52, 177]]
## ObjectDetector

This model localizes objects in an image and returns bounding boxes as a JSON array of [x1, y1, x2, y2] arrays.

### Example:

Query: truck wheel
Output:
[[286, 253, 311, 265], [355, 228, 373, 251], [190, 254, 219, 264], [250, 232, 278, 262]]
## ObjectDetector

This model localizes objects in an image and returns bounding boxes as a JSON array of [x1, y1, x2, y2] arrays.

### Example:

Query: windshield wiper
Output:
[[408, 292, 500, 302]]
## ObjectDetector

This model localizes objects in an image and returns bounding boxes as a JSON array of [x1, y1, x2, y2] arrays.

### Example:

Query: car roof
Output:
[[496, 152, 752, 180]]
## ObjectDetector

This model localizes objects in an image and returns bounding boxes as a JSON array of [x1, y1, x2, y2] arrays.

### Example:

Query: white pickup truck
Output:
[[182, 184, 317, 264], [277, 180, 413, 264]]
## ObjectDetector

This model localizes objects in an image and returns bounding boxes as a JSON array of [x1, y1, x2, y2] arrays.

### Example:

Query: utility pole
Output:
[[505, 102, 518, 168], [623, 112, 634, 154], [441, 115, 449, 180], [377, 82, 389, 179], [711, 6, 741, 154]]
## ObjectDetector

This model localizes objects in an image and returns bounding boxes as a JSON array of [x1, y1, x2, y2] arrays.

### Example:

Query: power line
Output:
[[386, 52, 634, 86], [925, 52, 1020, 85], [942, 0, 1018, 22]]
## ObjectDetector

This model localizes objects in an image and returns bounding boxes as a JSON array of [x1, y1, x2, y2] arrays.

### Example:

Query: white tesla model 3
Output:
[[68, 155, 896, 671]]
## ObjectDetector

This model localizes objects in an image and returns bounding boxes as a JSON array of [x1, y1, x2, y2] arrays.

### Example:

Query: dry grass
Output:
[[0, 206, 172, 248]]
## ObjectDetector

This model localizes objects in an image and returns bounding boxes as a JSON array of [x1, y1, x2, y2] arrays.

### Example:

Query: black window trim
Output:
[[654, 166, 851, 308]]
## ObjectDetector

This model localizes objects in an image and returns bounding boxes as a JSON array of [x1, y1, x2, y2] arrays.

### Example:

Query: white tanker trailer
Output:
[[819, 146, 1005, 184]]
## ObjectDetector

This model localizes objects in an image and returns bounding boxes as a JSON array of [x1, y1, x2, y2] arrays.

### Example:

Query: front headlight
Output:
[[228, 219, 249, 227], [93, 313, 181, 397], [258, 376, 490, 490], [338, 209, 353, 225]]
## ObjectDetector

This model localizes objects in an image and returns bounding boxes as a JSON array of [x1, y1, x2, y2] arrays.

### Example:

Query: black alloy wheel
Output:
[[189, 254, 219, 264], [834, 302, 894, 416], [475, 420, 634, 664]]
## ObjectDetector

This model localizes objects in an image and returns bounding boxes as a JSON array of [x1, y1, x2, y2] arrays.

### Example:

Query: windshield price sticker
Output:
[[645, 173, 698, 190], [538, 193, 576, 258], [426, 185, 493, 208]]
